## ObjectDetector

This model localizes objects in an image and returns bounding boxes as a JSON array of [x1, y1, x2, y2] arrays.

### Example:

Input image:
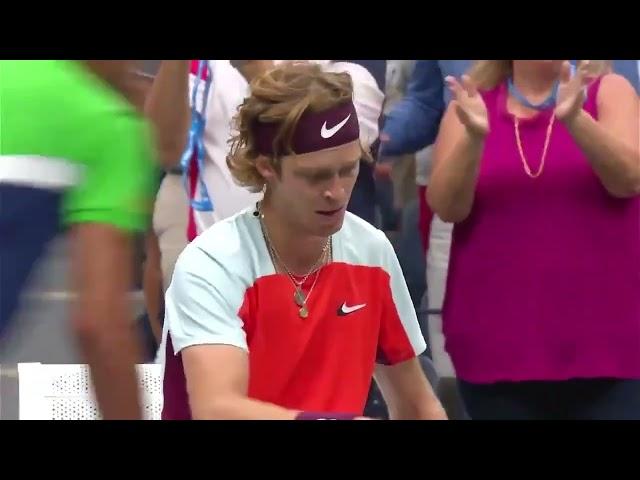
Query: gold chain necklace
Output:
[[513, 114, 556, 179], [264, 236, 330, 318], [256, 203, 331, 319]]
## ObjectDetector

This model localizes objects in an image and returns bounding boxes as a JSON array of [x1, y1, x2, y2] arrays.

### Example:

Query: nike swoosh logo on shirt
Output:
[[337, 302, 366, 316], [321, 114, 352, 139]]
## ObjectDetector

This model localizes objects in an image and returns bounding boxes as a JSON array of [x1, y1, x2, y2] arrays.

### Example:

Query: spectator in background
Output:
[[143, 61, 271, 363], [373, 61, 416, 233], [376, 60, 427, 308], [380, 58, 638, 385], [145, 61, 265, 296], [126, 66, 166, 354], [340, 60, 387, 227], [382, 60, 417, 213], [430, 60, 640, 419], [381, 60, 472, 252], [382, 61, 472, 158], [380, 60, 471, 380]]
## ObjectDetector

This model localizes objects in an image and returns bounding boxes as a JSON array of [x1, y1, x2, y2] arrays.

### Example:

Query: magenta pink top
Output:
[[443, 77, 640, 383]]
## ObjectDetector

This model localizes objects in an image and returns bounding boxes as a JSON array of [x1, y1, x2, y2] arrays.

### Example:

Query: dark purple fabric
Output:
[[296, 412, 358, 420], [161, 334, 192, 420], [253, 101, 359, 156]]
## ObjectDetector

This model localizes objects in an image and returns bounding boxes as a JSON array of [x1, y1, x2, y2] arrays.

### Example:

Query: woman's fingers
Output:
[[461, 74, 478, 97], [577, 60, 597, 85], [445, 75, 464, 100], [453, 100, 469, 124]]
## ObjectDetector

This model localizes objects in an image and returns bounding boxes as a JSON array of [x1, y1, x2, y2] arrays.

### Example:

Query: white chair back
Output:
[[17, 363, 162, 420]]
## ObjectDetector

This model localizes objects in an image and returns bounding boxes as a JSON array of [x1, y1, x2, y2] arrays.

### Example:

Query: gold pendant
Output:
[[294, 289, 305, 307], [299, 306, 309, 319]]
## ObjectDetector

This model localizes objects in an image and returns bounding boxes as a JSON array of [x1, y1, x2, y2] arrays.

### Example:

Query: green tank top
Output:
[[0, 60, 157, 232]]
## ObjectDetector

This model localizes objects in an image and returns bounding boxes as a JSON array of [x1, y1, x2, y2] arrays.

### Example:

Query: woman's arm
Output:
[[562, 74, 640, 198], [427, 75, 489, 223]]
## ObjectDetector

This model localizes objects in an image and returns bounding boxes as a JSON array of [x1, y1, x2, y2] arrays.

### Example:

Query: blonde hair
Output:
[[468, 60, 513, 90], [468, 60, 613, 91], [227, 62, 361, 193]]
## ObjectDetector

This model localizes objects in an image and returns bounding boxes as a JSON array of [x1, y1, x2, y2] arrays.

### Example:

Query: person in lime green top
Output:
[[0, 60, 157, 419]]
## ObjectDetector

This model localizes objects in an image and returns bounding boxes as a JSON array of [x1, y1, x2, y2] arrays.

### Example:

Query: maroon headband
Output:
[[253, 101, 360, 156]]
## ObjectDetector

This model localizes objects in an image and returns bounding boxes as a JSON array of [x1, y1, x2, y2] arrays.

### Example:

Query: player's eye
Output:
[[339, 164, 358, 177], [304, 171, 333, 184]]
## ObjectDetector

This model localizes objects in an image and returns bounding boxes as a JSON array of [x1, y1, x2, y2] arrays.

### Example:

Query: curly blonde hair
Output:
[[468, 60, 612, 91], [227, 62, 360, 193]]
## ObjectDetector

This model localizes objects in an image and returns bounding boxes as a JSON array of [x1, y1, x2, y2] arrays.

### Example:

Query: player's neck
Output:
[[259, 201, 329, 275]]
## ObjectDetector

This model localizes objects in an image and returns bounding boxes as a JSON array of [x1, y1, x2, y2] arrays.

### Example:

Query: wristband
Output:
[[295, 411, 358, 420]]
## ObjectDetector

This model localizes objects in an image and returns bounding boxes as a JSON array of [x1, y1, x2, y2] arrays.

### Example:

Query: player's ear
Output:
[[255, 154, 279, 181]]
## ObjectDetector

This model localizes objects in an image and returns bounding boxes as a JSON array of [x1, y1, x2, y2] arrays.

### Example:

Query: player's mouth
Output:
[[316, 207, 343, 217]]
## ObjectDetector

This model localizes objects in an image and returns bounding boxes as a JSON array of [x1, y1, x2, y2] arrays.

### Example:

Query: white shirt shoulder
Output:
[[335, 213, 393, 268], [164, 209, 269, 355]]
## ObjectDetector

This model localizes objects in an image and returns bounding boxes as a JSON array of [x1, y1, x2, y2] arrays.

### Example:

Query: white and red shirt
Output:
[[186, 60, 261, 238], [161, 208, 426, 419]]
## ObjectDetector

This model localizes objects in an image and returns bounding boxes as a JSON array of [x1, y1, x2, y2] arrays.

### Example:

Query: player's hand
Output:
[[555, 60, 596, 123], [445, 74, 489, 138]]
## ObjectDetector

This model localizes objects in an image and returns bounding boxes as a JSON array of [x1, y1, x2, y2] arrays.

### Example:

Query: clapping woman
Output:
[[429, 60, 640, 419]]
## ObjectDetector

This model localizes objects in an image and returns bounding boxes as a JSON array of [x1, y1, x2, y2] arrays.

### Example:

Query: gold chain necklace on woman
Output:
[[513, 114, 556, 179], [256, 202, 332, 319]]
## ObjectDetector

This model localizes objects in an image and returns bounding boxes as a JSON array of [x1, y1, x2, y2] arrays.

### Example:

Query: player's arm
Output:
[[185, 345, 368, 419], [64, 113, 158, 420], [374, 359, 446, 420], [166, 246, 302, 420], [182, 345, 299, 420], [144, 60, 191, 168], [374, 232, 447, 420]]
